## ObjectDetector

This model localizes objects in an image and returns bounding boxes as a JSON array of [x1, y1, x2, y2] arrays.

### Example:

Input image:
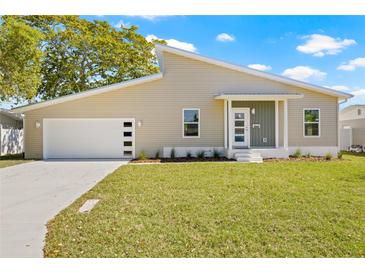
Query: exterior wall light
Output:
[[137, 120, 142, 127], [251, 108, 256, 115], [35, 121, 41, 128]]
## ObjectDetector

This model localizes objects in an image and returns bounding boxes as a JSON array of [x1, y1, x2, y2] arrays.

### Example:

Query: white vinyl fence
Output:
[[340, 127, 352, 151], [0, 127, 24, 156]]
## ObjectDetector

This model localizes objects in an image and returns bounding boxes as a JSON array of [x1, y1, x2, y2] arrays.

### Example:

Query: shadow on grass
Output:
[[342, 151, 365, 158], [0, 153, 24, 161]]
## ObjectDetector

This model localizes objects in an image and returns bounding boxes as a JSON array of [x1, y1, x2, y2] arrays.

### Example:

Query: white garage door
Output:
[[43, 118, 135, 159]]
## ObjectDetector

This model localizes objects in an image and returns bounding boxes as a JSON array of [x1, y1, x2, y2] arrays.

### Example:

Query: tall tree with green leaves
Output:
[[0, 16, 163, 102], [0, 17, 43, 102]]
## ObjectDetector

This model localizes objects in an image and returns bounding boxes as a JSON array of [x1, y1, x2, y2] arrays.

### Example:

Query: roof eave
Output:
[[214, 93, 304, 100]]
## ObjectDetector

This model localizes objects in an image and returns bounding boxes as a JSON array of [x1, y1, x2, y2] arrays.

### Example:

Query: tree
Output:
[[0, 17, 43, 102], [1, 16, 164, 102]]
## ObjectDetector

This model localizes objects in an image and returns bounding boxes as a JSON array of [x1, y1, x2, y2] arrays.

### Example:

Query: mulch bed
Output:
[[265, 156, 340, 162], [130, 157, 235, 164]]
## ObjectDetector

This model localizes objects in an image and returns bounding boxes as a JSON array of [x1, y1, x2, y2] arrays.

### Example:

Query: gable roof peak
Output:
[[154, 43, 352, 100]]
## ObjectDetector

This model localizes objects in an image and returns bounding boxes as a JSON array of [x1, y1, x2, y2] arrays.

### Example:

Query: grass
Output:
[[0, 153, 31, 168], [44, 154, 365, 258]]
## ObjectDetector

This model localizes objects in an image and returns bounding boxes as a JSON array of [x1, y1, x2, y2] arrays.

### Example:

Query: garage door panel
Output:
[[43, 119, 134, 159]]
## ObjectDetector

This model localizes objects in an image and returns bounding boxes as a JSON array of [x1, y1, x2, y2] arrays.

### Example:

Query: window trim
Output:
[[182, 108, 200, 138], [303, 108, 320, 138]]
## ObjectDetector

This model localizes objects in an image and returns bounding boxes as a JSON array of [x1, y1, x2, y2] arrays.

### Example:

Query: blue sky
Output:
[[2, 16, 365, 109], [84, 15, 365, 108]]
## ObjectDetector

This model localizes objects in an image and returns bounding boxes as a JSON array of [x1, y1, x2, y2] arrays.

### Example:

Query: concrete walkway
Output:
[[0, 160, 127, 257]]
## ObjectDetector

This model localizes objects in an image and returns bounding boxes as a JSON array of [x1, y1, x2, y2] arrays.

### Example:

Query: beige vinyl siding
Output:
[[287, 94, 338, 146], [24, 52, 339, 158]]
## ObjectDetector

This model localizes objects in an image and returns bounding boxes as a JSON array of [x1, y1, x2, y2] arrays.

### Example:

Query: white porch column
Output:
[[224, 99, 228, 149], [275, 100, 279, 148], [228, 100, 232, 150], [283, 99, 288, 149]]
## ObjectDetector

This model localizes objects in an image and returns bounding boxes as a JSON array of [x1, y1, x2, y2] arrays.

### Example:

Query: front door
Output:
[[232, 108, 250, 148]]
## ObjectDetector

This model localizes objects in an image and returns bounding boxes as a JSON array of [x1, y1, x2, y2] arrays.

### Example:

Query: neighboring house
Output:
[[12, 44, 352, 161], [0, 108, 24, 156], [339, 105, 365, 150]]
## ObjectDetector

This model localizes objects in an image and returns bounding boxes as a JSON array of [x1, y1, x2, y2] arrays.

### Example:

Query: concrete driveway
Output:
[[0, 160, 127, 258]]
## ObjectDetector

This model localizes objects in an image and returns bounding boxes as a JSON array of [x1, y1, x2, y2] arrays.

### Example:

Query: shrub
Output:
[[305, 152, 312, 158], [325, 152, 332, 161], [337, 151, 343, 160], [293, 148, 301, 158], [213, 149, 220, 158], [155, 150, 160, 159], [170, 148, 176, 159], [186, 151, 192, 158], [138, 151, 146, 160], [197, 150, 205, 159]]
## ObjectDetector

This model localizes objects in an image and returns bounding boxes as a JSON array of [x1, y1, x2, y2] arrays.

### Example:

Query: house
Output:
[[339, 105, 365, 150], [0, 108, 24, 156], [12, 44, 352, 161]]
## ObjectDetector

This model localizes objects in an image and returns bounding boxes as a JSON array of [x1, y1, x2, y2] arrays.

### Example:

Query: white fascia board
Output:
[[155, 44, 353, 100], [214, 94, 304, 100], [12, 73, 163, 113]]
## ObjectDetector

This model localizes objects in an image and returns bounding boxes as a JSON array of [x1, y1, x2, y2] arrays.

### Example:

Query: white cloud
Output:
[[296, 34, 356, 57], [351, 89, 365, 97], [282, 66, 327, 81], [247, 64, 272, 71], [127, 15, 168, 21], [326, 85, 351, 92], [114, 20, 131, 29], [337, 57, 365, 71], [216, 33, 235, 42], [146, 34, 197, 52]]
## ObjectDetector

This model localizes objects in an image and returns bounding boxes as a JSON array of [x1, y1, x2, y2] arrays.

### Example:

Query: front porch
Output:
[[215, 92, 304, 160]]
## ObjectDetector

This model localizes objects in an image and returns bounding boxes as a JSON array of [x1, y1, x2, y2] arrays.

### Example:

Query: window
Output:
[[304, 109, 320, 137], [358, 109, 361, 116], [183, 108, 200, 137]]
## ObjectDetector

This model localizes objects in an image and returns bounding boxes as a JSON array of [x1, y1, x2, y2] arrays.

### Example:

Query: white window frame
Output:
[[303, 108, 320, 138], [182, 108, 200, 138]]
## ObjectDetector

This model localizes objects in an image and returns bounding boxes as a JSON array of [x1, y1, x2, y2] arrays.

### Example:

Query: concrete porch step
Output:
[[233, 149, 263, 163]]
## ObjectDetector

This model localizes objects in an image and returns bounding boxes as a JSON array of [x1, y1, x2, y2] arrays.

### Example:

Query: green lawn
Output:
[[0, 153, 31, 168], [44, 154, 365, 258]]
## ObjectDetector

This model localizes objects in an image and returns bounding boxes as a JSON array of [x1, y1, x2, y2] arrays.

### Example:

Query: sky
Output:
[[84, 15, 365, 109], [2, 16, 365, 109]]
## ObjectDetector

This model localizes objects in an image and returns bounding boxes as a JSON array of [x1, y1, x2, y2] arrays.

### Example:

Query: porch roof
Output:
[[214, 92, 304, 101]]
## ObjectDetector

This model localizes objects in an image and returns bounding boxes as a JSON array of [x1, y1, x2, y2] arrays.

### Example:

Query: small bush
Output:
[[170, 148, 176, 159], [138, 151, 146, 160], [337, 151, 343, 160], [213, 149, 220, 158], [305, 152, 312, 158], [155, 150, 160, 159], [186, 151, 192, 158], [325, 152, 332, 161], [293, 148, 301, 158], [197, 150, 205, 159]]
